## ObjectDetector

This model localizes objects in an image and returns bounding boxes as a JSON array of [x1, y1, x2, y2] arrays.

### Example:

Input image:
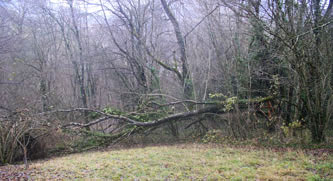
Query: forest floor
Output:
[[1, 143, 333, 180]]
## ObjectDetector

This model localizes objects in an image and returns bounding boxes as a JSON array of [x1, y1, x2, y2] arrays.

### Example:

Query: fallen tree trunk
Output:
[[58, 96, 274, 129]]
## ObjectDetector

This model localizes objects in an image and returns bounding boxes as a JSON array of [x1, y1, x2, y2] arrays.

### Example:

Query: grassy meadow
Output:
[[2, 144, 331, 180]]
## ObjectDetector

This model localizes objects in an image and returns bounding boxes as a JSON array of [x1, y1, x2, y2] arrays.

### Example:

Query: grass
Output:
[[9, 144, 330, 180]]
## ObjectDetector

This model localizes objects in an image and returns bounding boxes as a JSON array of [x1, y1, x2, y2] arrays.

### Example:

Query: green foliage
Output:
[[223, 97, 238, 112], [208, 93, 238, 111], [88, 112, 99, 119], [68, 132, 109, 152], [201, 130, 234, 144], [208, 93, 227, 100], [306, 162, 333, 180], [202, 130, 223, 143], [306, 175, 323, 181], [281, 120, 303, 135], [280, 120, 312, 144], [103, 107, 122, 115], [70, 130, 125, 152]]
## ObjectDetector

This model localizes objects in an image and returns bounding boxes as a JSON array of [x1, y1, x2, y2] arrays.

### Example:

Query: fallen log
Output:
[[58, 96, 274, 128]]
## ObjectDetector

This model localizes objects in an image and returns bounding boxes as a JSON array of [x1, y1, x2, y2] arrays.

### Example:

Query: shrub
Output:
[[0, 109, 47, 165]]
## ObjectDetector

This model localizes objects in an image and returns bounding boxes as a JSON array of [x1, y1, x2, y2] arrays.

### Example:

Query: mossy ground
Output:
[[3, 144, 331, 180]]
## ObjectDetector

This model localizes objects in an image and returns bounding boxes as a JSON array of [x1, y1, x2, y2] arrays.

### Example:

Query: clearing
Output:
[[1, 144, 333, 180]]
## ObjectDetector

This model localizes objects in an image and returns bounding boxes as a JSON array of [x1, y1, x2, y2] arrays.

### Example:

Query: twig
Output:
[[152, 100, 215, 107], [184, 4, 221, 39]]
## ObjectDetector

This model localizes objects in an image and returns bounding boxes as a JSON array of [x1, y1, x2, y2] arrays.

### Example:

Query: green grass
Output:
[[10, 144, 333, 180]]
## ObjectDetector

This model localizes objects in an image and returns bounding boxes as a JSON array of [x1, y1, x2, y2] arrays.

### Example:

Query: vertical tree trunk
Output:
[[40, 77, 48, 112], [160, 0, 194, 99]]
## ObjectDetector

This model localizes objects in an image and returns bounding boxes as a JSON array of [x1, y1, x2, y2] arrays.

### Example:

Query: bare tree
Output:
[[160, 0, 193, 99]]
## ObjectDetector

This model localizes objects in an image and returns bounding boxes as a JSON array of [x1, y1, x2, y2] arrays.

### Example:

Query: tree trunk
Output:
[[160, 0, 194, 99]]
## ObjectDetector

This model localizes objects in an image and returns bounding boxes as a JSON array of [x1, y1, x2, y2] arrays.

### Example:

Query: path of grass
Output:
[[3, 144, 333, 180]]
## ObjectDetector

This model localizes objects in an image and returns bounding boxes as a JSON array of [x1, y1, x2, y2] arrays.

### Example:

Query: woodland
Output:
[[0, 0, 333, 169]]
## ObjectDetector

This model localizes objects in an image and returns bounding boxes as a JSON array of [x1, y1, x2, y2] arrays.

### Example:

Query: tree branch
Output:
[[184, 4, 221, 39], [46, 96, 274, 129]]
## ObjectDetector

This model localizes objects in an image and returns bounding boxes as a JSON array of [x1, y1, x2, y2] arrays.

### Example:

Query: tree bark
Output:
[[160, 0, 193, 99]]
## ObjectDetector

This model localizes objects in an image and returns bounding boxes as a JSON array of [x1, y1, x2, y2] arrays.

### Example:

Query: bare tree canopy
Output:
[[1, 0, 333, 166]]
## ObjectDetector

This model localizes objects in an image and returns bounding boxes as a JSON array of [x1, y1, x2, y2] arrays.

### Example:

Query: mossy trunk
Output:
[[309, 114, 326, 143]]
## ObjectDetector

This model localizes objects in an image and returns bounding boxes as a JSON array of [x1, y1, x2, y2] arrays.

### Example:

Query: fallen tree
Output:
[[52, 96, 274, 129], [32, 96, 276, 152]]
